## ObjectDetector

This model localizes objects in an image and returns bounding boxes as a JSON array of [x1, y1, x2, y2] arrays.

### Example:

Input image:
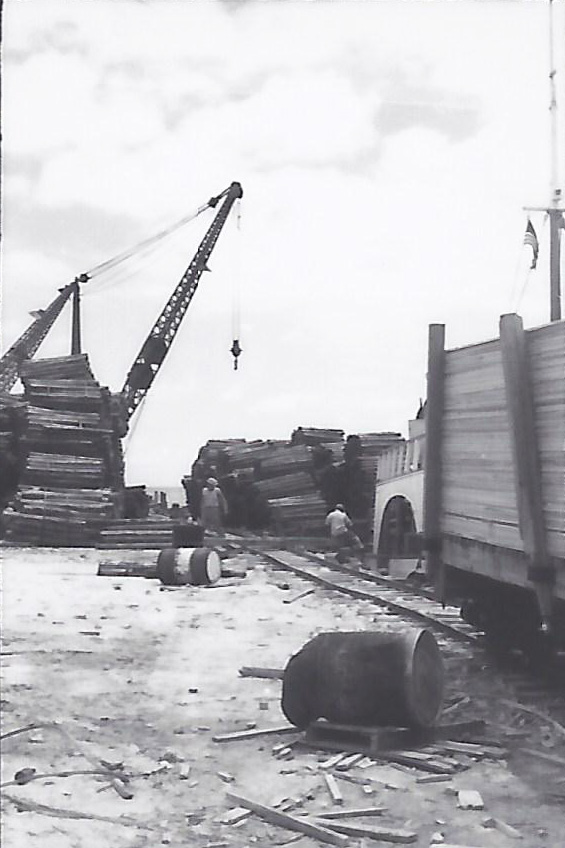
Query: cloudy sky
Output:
[[2, 0, 564, 488]]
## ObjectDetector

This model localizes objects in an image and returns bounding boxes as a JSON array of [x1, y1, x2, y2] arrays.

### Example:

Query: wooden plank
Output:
[[323, 774, 343, 805], [315, 806, 386, 819], [376, 752, 454, 774], [334, 753, 366, 771], [224, 792, 349, 846], [97, 562, 158, 578], [424, 323, 446, 600], [499, 313, 554, 628], [319, 753, 349, 771], [438, 740, 507, 759], [212, 725, 297, 742], [238, 666, 284, 680], [314, 818, 417, 843]]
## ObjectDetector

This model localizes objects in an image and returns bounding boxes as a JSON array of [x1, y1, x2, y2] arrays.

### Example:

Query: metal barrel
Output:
[[281, 629, 444, 730], [156, 547, 221, 587]]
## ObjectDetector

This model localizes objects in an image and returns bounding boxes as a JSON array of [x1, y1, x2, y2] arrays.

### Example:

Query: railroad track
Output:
[[242, 546, 565, 726], [253, 547, 482, 647]]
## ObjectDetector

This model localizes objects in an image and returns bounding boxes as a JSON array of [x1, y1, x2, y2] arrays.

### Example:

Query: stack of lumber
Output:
[[260, 444, 314, 477], [254, 471, 316, 499], [345, 432, 404, 477], [3, 354, 125, 546], [321, 441, 345, 463], [0, 393, 27, 511], [291, 426, 345, 446], [268, 493, 328, 533], [5, 489, 115, 546], [223, 440, 288, 470], [188, 427, 404, 539], [98, 517, 174, 549], [190, 437, 333, 534], [24, 452, 106, 489]]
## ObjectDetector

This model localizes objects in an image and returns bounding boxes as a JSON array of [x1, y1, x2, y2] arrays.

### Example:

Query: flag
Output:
[[523, 219, 539, 269]]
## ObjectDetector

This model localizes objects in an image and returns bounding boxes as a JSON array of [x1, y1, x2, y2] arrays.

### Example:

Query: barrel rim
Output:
[[403, 627, 444, 727]]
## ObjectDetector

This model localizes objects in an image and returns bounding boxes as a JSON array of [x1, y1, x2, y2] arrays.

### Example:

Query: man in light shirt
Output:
[[200, 477, 228, 532], [325, 503, 363, 559]]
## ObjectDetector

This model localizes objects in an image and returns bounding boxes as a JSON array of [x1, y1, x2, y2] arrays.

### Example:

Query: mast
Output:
[[547, 0, 563, 321], [71, 280, 82, 355], [525, 0, 564, 322], [548, 0, 562, 321]]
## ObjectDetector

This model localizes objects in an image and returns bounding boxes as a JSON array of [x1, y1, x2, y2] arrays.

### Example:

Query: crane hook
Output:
[[230, 339, 242, 370]]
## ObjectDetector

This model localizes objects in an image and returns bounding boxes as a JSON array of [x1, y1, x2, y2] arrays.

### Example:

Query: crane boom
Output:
[[0, 278, 82, 393], [121, 180, 243, 419]]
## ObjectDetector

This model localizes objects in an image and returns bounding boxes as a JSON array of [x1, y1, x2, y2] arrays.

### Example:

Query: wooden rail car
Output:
[[424, 314, 565, 650]]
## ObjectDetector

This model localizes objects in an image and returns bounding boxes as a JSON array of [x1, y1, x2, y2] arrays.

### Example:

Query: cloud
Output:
[[376, 89, 481, 142], [3, 0, 563, 486]]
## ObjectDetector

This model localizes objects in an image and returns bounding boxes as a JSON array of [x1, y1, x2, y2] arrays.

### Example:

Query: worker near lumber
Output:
[[181, 475, 191, 507], [200, 477, 228, 532], [325, 503, 363, 555]]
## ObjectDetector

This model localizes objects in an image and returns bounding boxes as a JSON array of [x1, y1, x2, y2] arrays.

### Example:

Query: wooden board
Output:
[[440, 320, 565, 563]]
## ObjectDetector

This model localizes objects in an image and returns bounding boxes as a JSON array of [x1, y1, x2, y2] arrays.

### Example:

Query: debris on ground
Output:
[[3, 547, 565, 848]]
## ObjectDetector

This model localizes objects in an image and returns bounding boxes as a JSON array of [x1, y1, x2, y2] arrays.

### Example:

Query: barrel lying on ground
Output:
[[281, 629, 444, 730], [156, 547, 221, 586]]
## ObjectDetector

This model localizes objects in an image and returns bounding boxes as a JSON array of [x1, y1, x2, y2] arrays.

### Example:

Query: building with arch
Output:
[[372, 416, 425, 578]]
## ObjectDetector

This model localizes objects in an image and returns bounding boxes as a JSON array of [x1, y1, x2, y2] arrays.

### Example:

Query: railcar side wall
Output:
[[438, 319, 565, 599]]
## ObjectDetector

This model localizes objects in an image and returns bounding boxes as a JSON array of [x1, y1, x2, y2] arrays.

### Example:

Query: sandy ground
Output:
[[1, 546, 565, 848]]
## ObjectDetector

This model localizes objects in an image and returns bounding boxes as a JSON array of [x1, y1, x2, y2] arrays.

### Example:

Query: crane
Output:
[[0, 275, 87, 394], [122, 180, 243, 418], [0, 181, 243, 409]]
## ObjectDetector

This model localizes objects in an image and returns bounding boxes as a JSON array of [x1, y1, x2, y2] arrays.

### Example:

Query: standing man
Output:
[[181, 475, 191, 508], [325, 503, 363, 559], [200, 477, 228, 532]]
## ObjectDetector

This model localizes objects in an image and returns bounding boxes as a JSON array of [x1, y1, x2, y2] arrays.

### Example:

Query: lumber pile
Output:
[[97, 517, 174, 549], [0, 393, 27, 511], [3, 354, 126, 546], [188, 427, 404, 539], [254, 471, 316, 499], [291, 427, 345, 446], [345, 432, 404, 478], [268, 493, 328, 533]]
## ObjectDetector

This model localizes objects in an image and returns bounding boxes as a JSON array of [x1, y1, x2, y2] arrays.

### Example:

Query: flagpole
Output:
[[548, 0, 562, 321], [524, 0, 563, 322], [548, 0, 559, 202]]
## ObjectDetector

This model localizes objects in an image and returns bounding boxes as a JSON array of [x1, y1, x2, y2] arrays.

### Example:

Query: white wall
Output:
[[372, 469, 424, 554]]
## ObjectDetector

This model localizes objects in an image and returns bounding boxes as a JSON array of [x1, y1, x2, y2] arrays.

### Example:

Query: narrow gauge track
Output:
[[247, 546, 565, 712], [253, 547, 481, 647]]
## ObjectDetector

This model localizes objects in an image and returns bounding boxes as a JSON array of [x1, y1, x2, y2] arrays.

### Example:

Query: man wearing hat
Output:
[[325, 503, 363, 560], [200, 477, 228, 532]]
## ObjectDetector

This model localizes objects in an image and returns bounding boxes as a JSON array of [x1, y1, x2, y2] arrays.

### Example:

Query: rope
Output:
[[81, 222, 193, 298], [508, 242, 528, 310], [122, 391, 148, 457], [85, 201, 211, 281], [231, 199, 243, 343]]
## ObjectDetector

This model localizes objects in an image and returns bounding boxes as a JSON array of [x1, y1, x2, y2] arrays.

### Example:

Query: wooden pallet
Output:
[[302, 719, 485, 758]]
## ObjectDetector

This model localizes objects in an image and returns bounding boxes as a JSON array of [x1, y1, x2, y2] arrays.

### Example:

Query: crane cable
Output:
[[230, 199, 243, 370], [84, 200, 212, 282], [122, 391, 148, 457], [81, 222, 195, 298]]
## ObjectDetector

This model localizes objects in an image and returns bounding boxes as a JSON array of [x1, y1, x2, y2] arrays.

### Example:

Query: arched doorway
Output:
[[377, 495, 419, 567]]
